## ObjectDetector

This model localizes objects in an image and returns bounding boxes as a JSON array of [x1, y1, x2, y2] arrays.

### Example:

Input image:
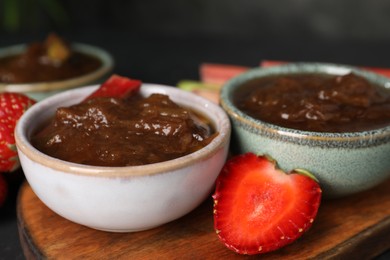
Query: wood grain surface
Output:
[[17, 179, 390, 260]]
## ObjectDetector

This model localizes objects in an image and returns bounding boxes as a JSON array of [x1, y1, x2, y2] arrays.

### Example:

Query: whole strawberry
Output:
[[0, 174, 7, 207], [213, 153, 322, 255], [0, 92, 35, 172]]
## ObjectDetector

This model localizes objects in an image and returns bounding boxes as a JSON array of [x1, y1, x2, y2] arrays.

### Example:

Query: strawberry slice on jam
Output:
[[85, 74, 141, 101], [213, 153, 322, 255]]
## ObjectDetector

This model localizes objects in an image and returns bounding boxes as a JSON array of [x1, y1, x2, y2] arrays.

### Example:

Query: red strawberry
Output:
[[0, 174, 8, 207], [213, 153, 322, 255], [0, 92, 36, 172], [85, 74, 142, 101]]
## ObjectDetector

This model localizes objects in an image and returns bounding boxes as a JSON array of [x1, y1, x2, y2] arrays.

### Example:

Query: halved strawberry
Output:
[[85, 74, 142, 101], [0, 93, 36, 172], [213, 153, 322, 255]]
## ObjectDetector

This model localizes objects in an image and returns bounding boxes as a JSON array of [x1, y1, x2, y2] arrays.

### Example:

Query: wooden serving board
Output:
[[17, 179, 390, 260]]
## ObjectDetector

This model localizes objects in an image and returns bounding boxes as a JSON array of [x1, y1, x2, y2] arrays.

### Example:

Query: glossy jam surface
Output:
[[234, 73, 390, 132], [32, 94, 216, 166]]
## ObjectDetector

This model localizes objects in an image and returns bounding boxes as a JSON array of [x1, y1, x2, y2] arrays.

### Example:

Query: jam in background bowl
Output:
[[15, 84, 231, 232], [0, 43, 114, 101], [220, 62, 390, 198]]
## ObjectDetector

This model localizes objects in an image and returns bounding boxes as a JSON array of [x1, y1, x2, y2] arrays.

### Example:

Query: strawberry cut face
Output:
[[213, 153, 322, 255]]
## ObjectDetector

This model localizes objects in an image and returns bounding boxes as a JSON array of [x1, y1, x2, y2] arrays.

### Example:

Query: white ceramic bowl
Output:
[[15, 84, 231, 232], [0, 43, 114, 101]]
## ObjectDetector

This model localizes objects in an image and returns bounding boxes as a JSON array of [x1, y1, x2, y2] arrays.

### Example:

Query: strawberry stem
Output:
[[294, 168, 320, 183]]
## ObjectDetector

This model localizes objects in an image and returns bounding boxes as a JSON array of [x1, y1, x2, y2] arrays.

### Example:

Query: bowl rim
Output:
[[220, 62, 390, 141], [15, 84, 231, 177], [0, 43, 114, 92]]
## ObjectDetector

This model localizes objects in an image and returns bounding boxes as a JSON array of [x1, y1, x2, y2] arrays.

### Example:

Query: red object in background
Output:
[[0, 174, 7, 207], [260, 60, 287, 67], [361, 67, 390, 78], [200, 63, 249, 85]]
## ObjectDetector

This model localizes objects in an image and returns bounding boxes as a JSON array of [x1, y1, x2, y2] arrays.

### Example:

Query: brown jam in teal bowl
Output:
[[234, 73, 390, 133]]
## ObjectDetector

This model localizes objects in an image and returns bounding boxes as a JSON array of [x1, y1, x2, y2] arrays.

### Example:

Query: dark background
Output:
[[3, 0, 390, 42], [1, 0, 390, 85], [1, 0, 390, 259]]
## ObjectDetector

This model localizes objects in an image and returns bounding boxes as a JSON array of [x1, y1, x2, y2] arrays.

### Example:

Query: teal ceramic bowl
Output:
[[220, 63, 390, 198]]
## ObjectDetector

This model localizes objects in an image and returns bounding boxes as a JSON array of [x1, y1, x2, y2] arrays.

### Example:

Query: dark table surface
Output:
[[0, 30, 390, 259]]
